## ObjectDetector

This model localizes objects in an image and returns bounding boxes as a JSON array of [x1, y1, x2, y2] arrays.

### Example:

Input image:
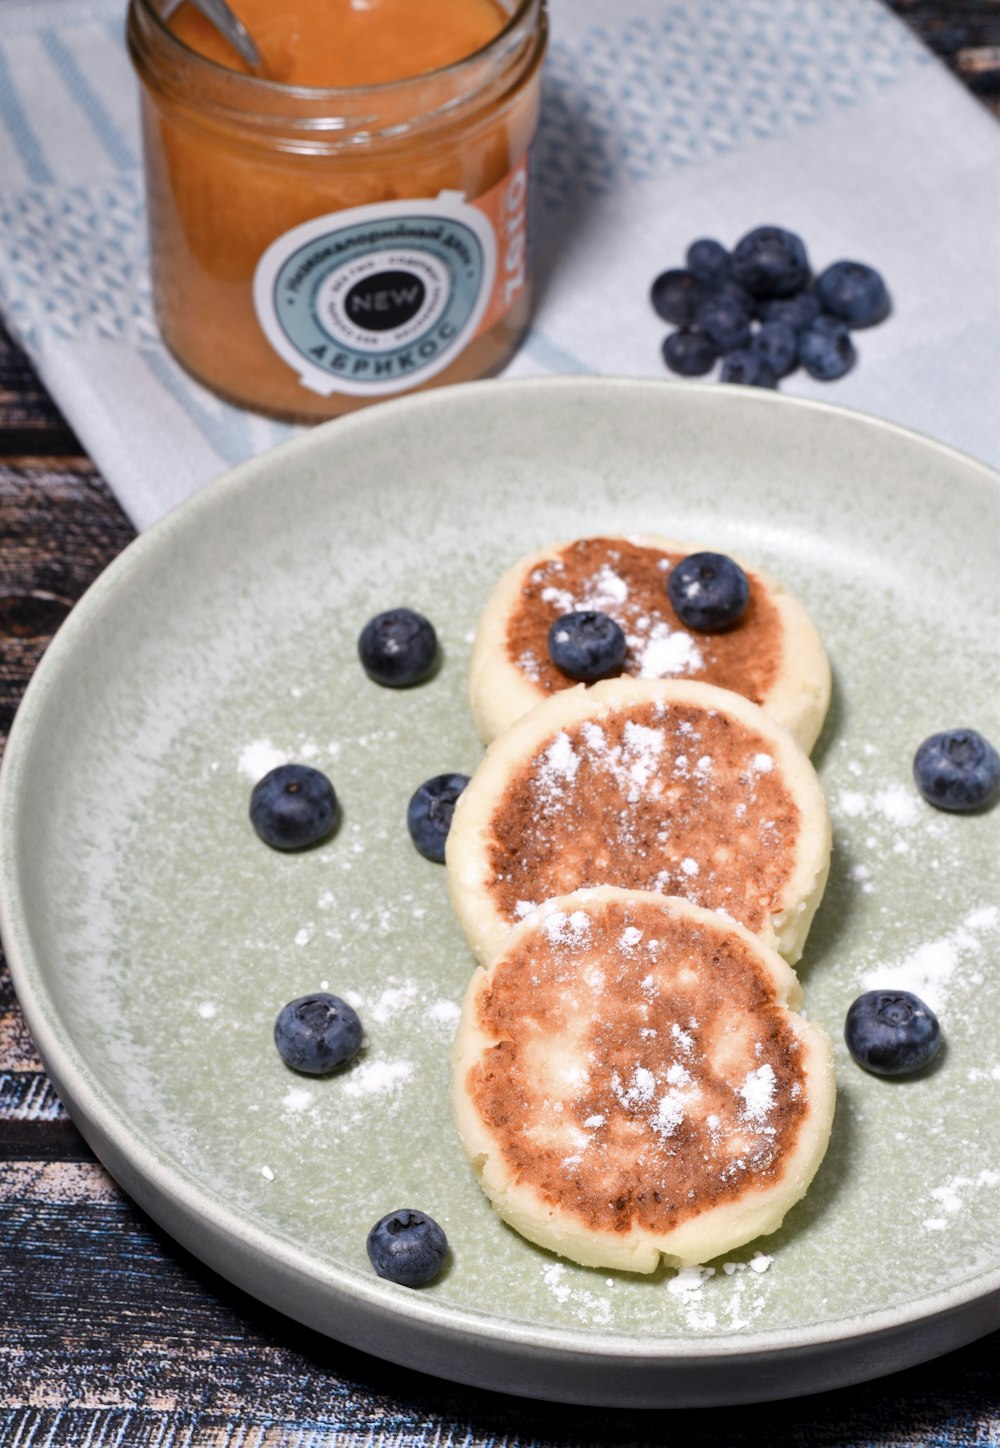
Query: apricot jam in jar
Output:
[[127, 0, 547, 421]]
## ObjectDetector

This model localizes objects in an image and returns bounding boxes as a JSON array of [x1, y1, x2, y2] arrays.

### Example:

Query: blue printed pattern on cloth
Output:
[[535, 0, 931, 204], [1, 180, 153, 348]]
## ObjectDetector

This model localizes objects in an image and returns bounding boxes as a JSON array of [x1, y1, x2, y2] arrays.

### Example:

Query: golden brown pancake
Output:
[[468, 535, 831, 752], [452, 887, 836, 1272], [446, 677, 831, 967]]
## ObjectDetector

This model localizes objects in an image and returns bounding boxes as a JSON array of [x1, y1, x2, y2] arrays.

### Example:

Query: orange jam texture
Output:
[[139, 0, 540, 420], [171, 0, 509, 86]]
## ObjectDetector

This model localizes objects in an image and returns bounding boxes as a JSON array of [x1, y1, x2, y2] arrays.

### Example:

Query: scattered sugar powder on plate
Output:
[[348, 978, 460, 1030], [281, 1086, 314, 1115], [662, 1255, 776, 1331], [341, 1059, 414, 1099], [923, 1170, 1000, 1233], [666, 1267, 722, 1331], [237, 736, 344, 783], [238, 739, 288, 780], [968, 1064, 1000, 1085], [540, 1263, 613, 1326], [366, 978, 420, 1023], [428, 999, 461, 1027], [860, 905, 998, 1012]]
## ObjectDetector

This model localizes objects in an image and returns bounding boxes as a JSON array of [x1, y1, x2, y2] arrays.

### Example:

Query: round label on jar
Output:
[[253, 191, 497, 397]]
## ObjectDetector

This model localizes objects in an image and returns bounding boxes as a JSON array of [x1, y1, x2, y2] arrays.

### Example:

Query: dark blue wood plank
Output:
[[1, 1186, 998, 1444]]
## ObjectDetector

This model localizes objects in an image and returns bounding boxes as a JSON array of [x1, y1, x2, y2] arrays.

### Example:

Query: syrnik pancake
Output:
[[446, 677, 831, 967], [468, 534, 831, 753], [452, 888, 836, 1273]]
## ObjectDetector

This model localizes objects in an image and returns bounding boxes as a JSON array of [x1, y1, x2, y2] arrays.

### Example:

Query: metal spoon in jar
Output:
[[159, 0, 266, 76]]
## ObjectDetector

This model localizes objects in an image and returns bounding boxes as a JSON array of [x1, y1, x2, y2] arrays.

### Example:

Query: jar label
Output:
[[252, 161, 528, 397]]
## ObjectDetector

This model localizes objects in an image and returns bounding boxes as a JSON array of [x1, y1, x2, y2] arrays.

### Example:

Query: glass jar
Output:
[[127, 0, 547, 421]]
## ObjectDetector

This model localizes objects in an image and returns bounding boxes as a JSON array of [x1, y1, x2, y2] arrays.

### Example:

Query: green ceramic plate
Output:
[[2, 378, 998, 1407]]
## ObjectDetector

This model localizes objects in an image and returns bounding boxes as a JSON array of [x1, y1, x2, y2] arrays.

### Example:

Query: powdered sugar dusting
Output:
[[923, 1170, 1000, 1233], [540, 731, 580, 791], [541, 1262, 614, 1325], [611, 1065, 657, 1111], [861, 906, 997, 1012], [341, 1059, 414, 1098], [738, 1064, 776, 1124], [238, 738, 288, 780], [544, 909, 592, 947], [539, 1248, 774, 1332], [636, 625, 704, 678], [660, 1253, 776, 1331], [517, 542, 712, 685], [498, 698, 800, 938], [281, 1086, 314, 1115]]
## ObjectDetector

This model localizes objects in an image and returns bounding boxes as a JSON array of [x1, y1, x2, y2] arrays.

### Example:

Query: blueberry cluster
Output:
[[651, 226, 891, 389]]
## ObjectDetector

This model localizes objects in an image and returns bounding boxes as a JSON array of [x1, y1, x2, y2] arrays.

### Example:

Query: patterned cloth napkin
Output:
[[1, 0, 998, 529]]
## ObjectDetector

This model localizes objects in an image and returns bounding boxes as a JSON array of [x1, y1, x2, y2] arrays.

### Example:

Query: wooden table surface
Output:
[[2, 4, 999, 1443]]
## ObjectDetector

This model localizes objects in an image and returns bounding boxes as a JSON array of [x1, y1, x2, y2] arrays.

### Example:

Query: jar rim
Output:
[[132, 0, 542, 100]]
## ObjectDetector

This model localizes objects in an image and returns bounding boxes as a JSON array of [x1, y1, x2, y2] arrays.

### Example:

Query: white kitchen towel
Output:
[[1, 0, 998, 529]]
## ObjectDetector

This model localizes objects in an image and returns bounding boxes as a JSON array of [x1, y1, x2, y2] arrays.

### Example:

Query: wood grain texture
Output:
[[885, 0, 1000, 114], [2, 2, 999, 1439]]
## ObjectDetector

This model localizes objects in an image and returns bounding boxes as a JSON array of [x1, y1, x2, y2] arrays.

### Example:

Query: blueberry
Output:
[[667, 552, 750, 631], [844, 990, 942, 1076], [696, 295, 752, 353], [816, 260, 891, 328], [685, 237, 730, 284], [274, 992, 363, 1075], [750, 320, 799, 378], [547, 610, 627, 682], [650, 268, 704, 326], [662, 328, 719, 377], [799, 318, 856, 380], [719, 348, 777, 389], [707, 278, 756, 318], [358, 608, 438, 687], [407, 772, 470, 862], [730, 226, 811, 299], [367, 1208, 449, 1286], [756, 291, 821, 332], [913, 728, 1000, 812], [250, 763, 338, 850]]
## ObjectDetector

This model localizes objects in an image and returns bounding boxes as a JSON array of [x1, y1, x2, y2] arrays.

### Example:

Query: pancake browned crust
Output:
[[446, 677, 831, 967], [468, 535, 831, 752], [452, 888, 836, 1272]]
